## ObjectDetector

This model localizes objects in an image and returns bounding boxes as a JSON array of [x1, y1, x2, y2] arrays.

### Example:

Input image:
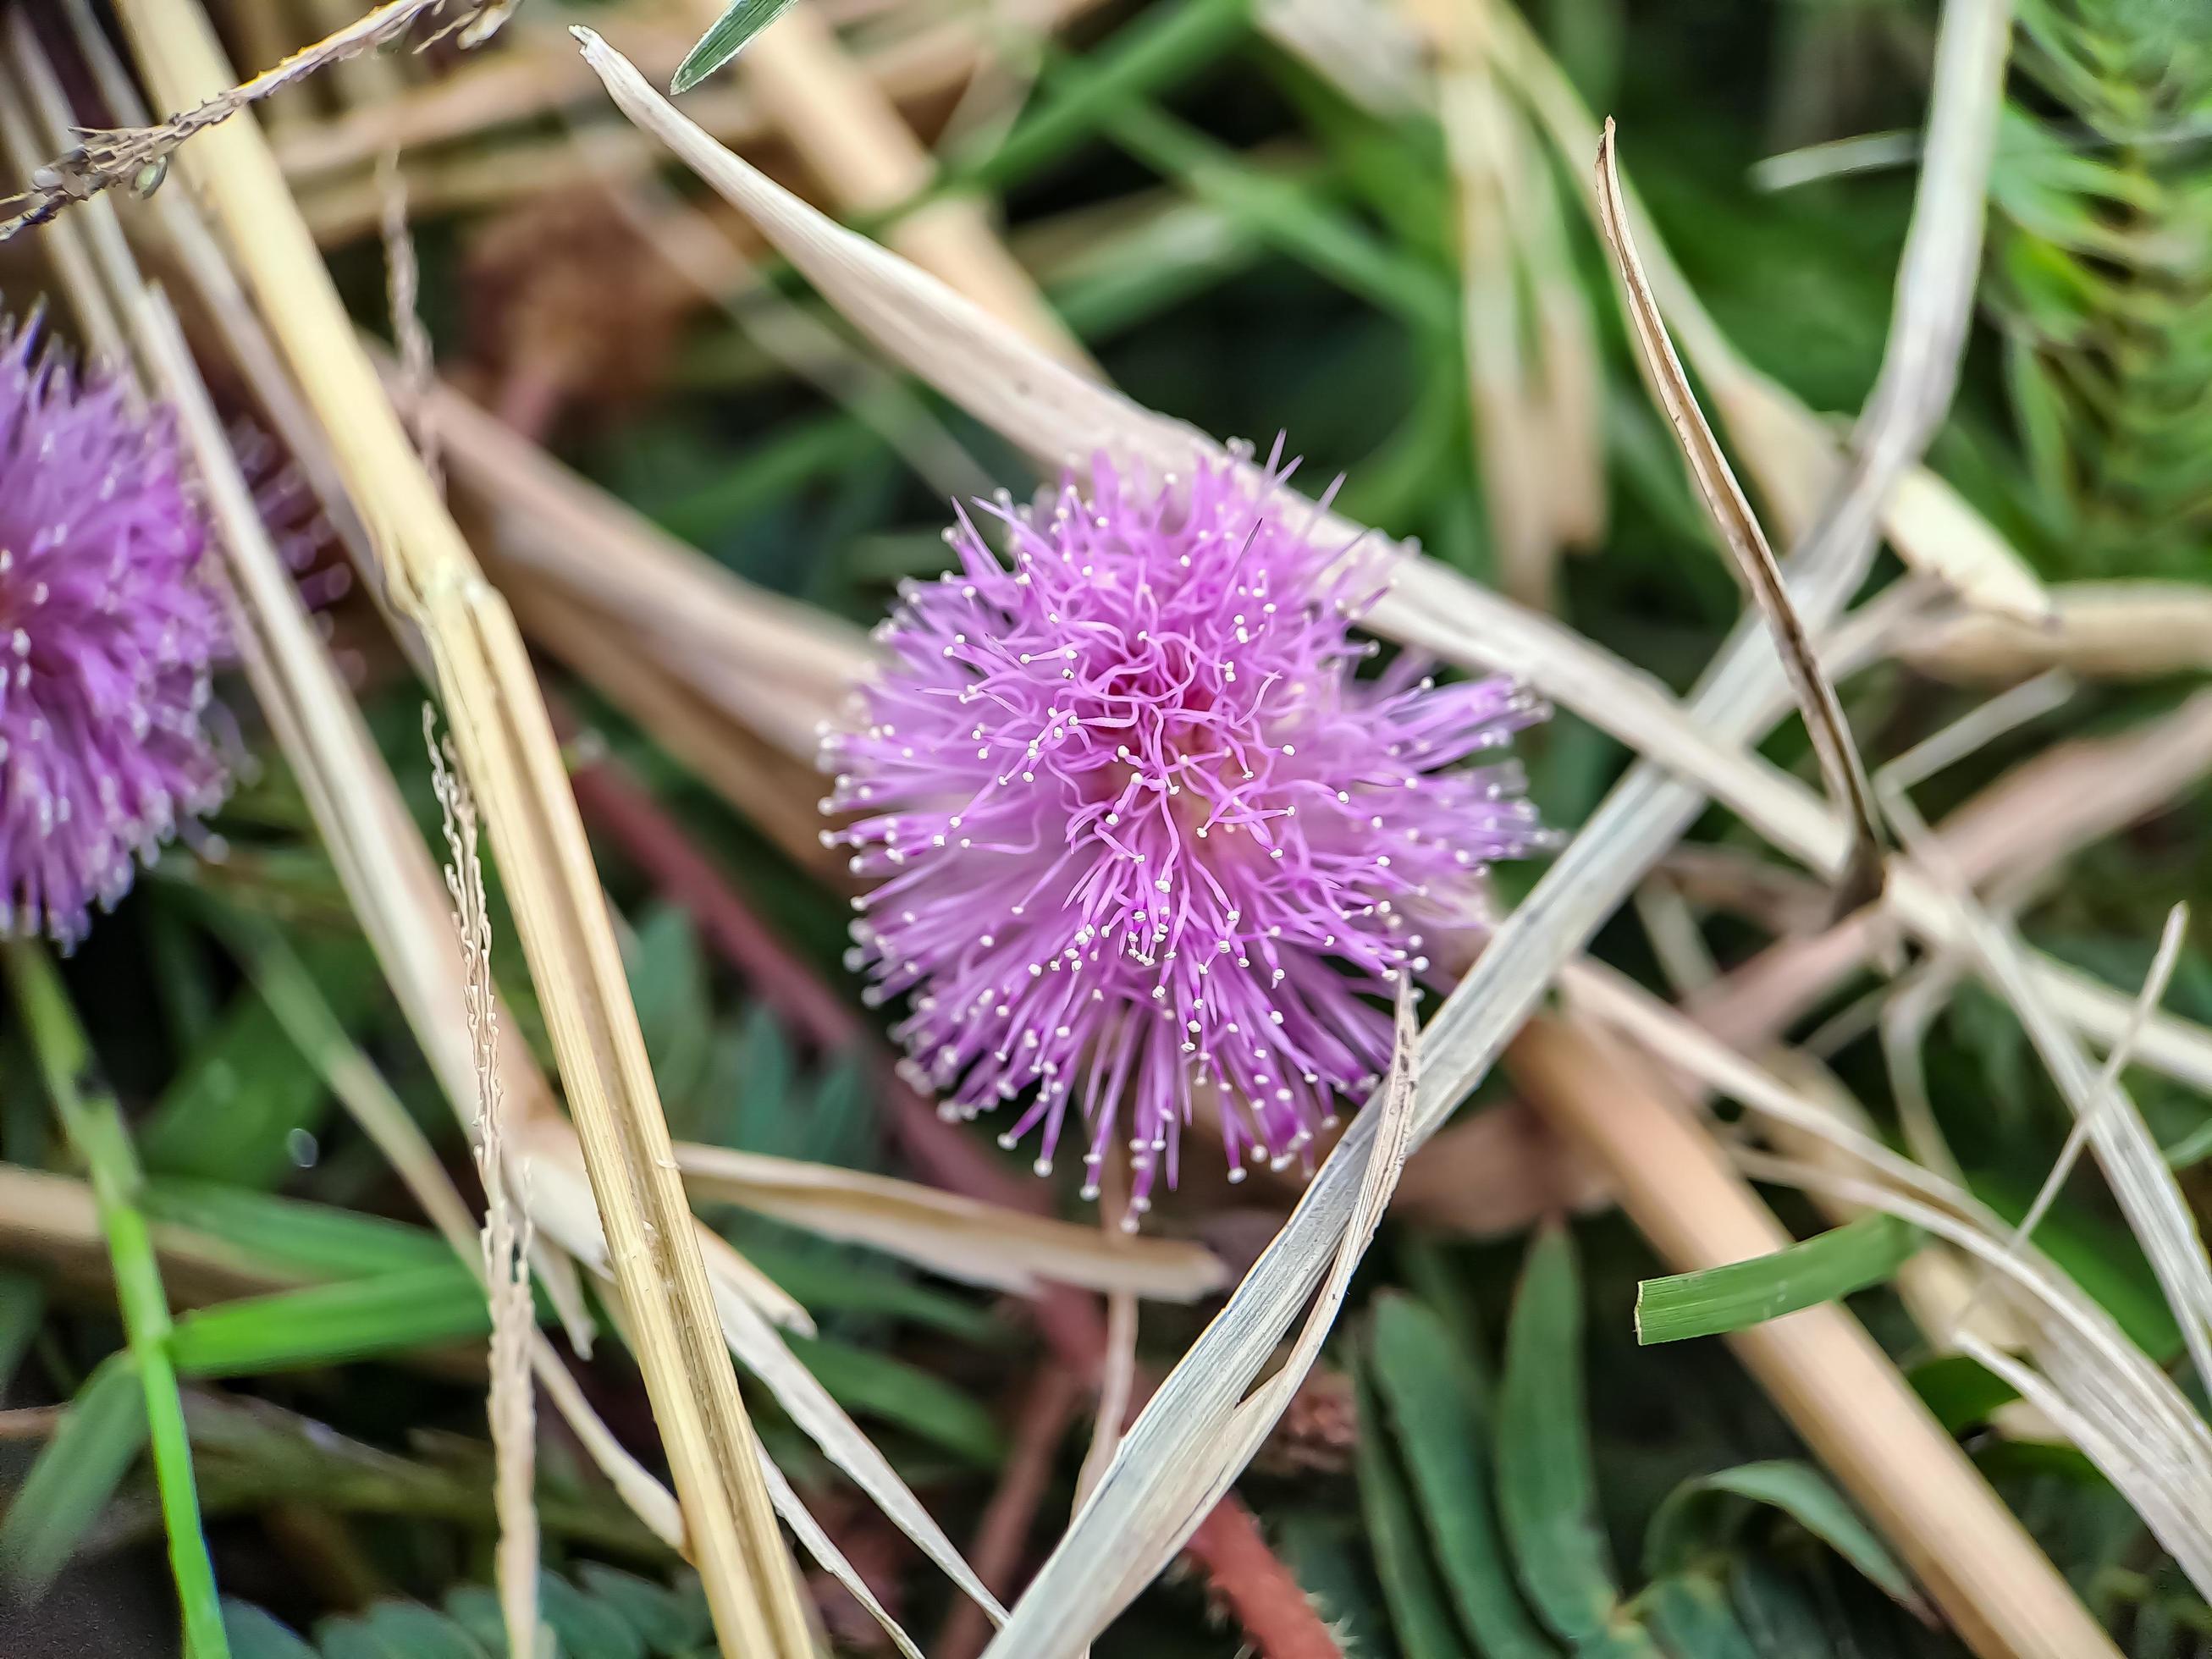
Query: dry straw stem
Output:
[[36, 0, 597, 1349], [714, 0, 1096, 373], [107, 4, 813, 1651], [1595, 118, 1885, 914], [573, 28, 1854, 854], [1506, 1016, 2117, 1659], [124, 288, 683, 1552], [0, 1163, 307, 1308], [273, 0, 1100, 194], [975, 987, 1421, 1659], [1959, 904, 2193, 1342], [1901, 582, 2212, 681], [1733, 1142, 2212, 1601]]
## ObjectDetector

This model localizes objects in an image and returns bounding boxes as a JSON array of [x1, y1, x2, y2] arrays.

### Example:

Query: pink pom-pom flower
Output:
[[824, 449, 1551, 1216], [0, 313, 228, 946]]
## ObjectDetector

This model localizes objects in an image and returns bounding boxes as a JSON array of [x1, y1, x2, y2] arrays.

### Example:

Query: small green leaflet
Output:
[[1646, 1460, 1922, 1616], [1634, 1215, 1921, 1345], [671, 0, 804, 93]]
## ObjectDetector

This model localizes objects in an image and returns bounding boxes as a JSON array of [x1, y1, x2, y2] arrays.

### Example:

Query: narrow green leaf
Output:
[[1368, 1296, 1555, 1658], [957, 0, 1253, 188], [1647, 1461, 1920, 1614], [144, 1179, 454, 1282], [1639, 1575, 1761, 1659], [670, 0, 803, 94], [221, 1602, 319, 1659], [0, 1266, 48, 1394], [1496, 1226, 1616, 1645], [1351, 1357, 1468, 1659], [169, 1265, 494, 1377], [441, 1588, 509, 1656], [785, 1333, 1004, 1464], [1634, 1215, 1921, 1345], [7, 940, 229, 1658], [0, 1353, 146, 1594]]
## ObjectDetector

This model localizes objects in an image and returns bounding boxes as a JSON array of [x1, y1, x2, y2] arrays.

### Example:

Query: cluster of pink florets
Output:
[[825, 450, 1549, 1216]]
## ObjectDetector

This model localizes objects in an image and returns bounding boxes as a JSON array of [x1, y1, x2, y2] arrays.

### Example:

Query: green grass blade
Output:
[[1367, 1294, 1555, 1658], [6, 941, 229, 1658], [1351, 1354, 1469, 1659], [0, 1353, 147, 1594], [1634, 1215, 1921, 1345], [1098, 99, 1456, 332], [1495, 1226, 1615, 1645], [0, 1266, 48, 1393], [957, 0, 1253, 190], [670, 0, 803, 93], [168, 1265, 495, 1378], [1646, 1461, 1918, 1612], [144, 1179, 455, 1281]]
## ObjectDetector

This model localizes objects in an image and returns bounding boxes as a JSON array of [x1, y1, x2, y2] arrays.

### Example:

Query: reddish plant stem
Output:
[[565, 736, 1337, 1655], [1183, 1496, 1343, 1659], [935, 1362, 1085, 1659]]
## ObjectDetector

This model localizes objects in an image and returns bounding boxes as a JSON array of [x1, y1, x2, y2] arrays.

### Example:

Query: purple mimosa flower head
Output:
[[0, 311, 228, 947], [825, 445, 1552, 1220]]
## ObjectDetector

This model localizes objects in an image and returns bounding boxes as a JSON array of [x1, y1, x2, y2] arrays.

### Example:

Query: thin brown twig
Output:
[[1, 0, 472, 240]]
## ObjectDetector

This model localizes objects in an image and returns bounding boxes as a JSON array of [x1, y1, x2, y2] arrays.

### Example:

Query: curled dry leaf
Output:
[[1594, 118, 1886, 917]]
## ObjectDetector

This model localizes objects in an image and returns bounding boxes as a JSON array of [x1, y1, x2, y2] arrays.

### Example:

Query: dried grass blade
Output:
[[1595, 118, 1884, 913], [1959, 904, 2191, 1333], [979, 986, 1420, 1659], [756, 1452, 925, 1659], [673, 1145, 1227, 1298], [1736, 1150, 2212, 1601], [108, 3, 812, 1649]]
